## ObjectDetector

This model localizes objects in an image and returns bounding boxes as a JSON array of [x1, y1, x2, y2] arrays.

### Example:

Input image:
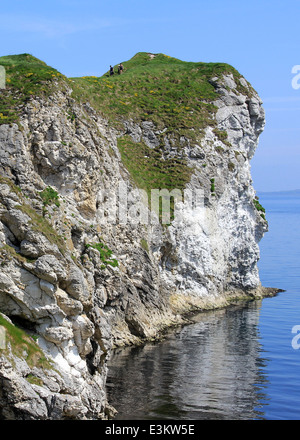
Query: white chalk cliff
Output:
[[0, 54, 275, 419]]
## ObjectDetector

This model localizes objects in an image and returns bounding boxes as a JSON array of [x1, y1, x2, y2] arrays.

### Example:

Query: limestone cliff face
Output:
[[0, 62, 270, 419], [160, 74, 267, 303]]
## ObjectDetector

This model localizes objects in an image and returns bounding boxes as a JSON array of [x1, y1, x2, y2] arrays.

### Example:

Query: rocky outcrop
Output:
[[0, 65, 272, 419]]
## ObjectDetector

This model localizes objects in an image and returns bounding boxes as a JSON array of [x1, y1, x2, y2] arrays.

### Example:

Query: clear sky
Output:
[[1, 0, 300, 191]]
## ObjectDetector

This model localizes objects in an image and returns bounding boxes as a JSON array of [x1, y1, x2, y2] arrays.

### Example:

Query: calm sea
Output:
[[106, 191, 300, 420]]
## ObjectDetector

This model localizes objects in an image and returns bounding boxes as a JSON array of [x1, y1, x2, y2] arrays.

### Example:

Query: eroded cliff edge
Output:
[[0, 53, 275, 419]]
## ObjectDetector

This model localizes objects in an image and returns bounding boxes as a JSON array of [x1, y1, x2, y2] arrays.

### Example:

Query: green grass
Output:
[[0, 53, 67, 126], [39, 186, 60, 216], [0, 175, 23, 196], [140, 239, 149, 252], [26, 374, 44, 386], [0, 51, 254, 134], [253, 197, 266, 213], [86, 242, 118, 269], [253, 197, 267, 221], [0, 313, 52, 369], [15, 202, 66, 255], [0, 244, 36, 265], [0, 175, 65, 257], [117, 135, 194, 222], [71, 52, 253, 132], [213, 128, 231, 147], [117, 135, 193, 197]]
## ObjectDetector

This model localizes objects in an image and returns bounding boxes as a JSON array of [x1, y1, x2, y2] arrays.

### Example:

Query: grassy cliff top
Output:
[[71, 52, 253, 130], [0, 53, 68, 125], [0, 52, 253, 130]]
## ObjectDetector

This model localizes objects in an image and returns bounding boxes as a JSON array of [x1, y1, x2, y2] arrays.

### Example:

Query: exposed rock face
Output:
[[0, 70, 270, 419], [162, 75, 267, 300]]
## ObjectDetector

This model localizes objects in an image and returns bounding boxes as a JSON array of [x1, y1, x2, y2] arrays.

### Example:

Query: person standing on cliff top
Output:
[[118, 63, 124, 74], [109, 65, 114, 76]]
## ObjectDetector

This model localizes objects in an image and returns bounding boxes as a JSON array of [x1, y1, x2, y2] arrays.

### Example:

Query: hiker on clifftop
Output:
[[118, 63, 124, 74], [109, 65, 114, 76]]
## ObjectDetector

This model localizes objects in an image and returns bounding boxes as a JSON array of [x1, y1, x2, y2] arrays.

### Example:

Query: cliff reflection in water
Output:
[[106, 301, 270, 420]]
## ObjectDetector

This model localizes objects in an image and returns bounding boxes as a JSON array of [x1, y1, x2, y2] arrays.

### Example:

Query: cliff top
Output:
[[0, 52, 259, 215], [0, 52, 254, 130], [0, 53, 67, 125], [71, 51, 254, 130]]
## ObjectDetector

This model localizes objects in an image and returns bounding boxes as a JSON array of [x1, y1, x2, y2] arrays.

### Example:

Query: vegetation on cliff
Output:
[[0, 52, 256, 214], [117, 135, 193, 199], [0, 51, 253, 132], [71, 52, 253, 132], [0, 53, 67, 125], [0, 313, 52, 370]]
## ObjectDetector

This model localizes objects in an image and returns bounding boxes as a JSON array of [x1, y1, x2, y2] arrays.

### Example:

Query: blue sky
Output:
[[1, 0, 300, 191]]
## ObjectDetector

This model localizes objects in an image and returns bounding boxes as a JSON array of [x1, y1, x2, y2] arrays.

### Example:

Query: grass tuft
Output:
[[15, 203, 66, 255], [0, 313, 53, 369], [86, 242, 118, 268], [117, 135, 193, 198]]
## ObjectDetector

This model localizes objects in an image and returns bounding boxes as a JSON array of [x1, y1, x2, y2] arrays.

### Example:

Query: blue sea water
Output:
[[254, 190, 300, 419], [107, 191, 300, 420]]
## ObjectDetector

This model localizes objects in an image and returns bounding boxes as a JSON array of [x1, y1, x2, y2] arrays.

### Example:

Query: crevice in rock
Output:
[[8, 315, 37, 334], [1, 220, 21, 248], [42, 394, 57, 419], [71, 226, 84, 252], [10, 168, 21, 187], [86, 339, 99, 375]]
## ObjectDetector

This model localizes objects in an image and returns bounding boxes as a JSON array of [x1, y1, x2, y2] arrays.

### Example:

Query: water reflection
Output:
[[107, 301, 270, 420]]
